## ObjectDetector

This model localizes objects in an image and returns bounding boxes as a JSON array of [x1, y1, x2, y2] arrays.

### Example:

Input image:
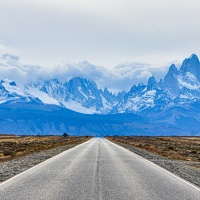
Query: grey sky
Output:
[[0, 0, 200, 92], [0, 0, 200, 67]]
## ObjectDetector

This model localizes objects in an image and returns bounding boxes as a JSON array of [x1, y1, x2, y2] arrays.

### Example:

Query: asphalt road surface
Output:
[[1, 138, 200, 200]]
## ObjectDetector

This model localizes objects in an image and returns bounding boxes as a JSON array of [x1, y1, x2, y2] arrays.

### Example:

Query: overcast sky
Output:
[[0, 0, 200, 91]]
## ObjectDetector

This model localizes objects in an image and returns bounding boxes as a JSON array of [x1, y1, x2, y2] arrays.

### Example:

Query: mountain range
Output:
[[0, 54, 200, 136]]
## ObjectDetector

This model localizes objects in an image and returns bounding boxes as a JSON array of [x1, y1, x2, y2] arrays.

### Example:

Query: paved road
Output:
[[1, 138, 200, 200]]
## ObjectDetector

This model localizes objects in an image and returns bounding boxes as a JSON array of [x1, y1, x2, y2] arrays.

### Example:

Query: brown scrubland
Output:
[[107, 136, 200, 163], [0, 135, 91, 162]]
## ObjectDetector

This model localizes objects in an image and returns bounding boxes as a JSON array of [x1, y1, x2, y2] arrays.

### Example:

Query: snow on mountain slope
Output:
[[163, 54, 200, 100], [26, 79, 65, 101], [0, 78, 40, 104], [26, 87, 60, 106], [25, 77, 120, 114], [1, 78, 25, 96], [62, 100, 100, 114], [113, 83, 153, 113], [178, 72, 199, 90], [64, 77, 121, 113], [113, 76, 171, 113]]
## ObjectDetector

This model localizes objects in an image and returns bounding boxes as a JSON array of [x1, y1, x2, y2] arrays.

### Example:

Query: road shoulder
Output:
[[108, 139, 200, 188]]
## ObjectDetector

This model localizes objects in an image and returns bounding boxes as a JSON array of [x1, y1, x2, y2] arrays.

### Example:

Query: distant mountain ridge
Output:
[[114, 54, 200, 113], [25, 77, 122, 114], [1, 54, 200, 135]]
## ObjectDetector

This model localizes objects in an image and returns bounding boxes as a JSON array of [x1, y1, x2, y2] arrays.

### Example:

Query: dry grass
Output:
[[0, 135, 91, 162], [107, 136, 200, 163]]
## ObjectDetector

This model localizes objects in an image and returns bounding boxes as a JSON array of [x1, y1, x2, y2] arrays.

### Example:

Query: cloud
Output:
[[0, 65, 27, 86], [48, 61, 171, 93], [0, 45, 177, 93], [0, 0, 199, 68], [0, 45, 50, 86], [1, 54, 19, 65]]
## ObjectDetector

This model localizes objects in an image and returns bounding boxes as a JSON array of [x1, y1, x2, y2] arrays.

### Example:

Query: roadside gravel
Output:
[[111, 141, 200, 188], [0, 144, 79, 183]]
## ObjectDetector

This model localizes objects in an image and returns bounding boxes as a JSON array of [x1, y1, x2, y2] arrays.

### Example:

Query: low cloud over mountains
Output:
[[0, 44, 173, 93]]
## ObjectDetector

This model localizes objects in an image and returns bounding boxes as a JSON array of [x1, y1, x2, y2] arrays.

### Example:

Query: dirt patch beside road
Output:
[[0, 135, 91, 162], [107, 136, 200, 162]]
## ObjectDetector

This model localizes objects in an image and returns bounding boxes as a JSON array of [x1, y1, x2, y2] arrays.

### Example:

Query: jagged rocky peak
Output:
[[124, 83, 147, 101], [102, 87, 115, 99], [65, 77, 103, 107], [180, 54, 200, 79], [65, 77, 101, 102], [129, 83, 145, 94], [147, 76, 158, 90], [164, 64, 180, 96], [164, 64, 179, 79], [168, 64, 178, 75], [67, 77, 97, 92], [104, 87, 110, 95]]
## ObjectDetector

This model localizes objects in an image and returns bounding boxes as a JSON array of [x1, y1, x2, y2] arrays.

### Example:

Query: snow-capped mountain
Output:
[[0, 78, 40, 104], [112, 77, 171, 113], [25, 79, 63, 106], [25, 77, 121, 114], [163, 54, 200, 99], [113, 54, 200, 113]]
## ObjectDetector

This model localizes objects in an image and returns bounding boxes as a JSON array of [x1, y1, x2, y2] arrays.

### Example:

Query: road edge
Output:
[[106, 138, 200, 192]]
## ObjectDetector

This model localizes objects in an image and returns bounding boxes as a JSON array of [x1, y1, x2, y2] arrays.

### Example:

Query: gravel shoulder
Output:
[[109, 140, 200, 188], [0, 143, 84, 183]]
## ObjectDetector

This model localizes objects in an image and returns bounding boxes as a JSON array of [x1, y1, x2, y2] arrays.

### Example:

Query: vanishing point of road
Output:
[[1, 138, 200, 200]]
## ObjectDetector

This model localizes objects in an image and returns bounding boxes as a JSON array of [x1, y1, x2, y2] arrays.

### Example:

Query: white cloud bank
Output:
[[0, 44, 176, 93]]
